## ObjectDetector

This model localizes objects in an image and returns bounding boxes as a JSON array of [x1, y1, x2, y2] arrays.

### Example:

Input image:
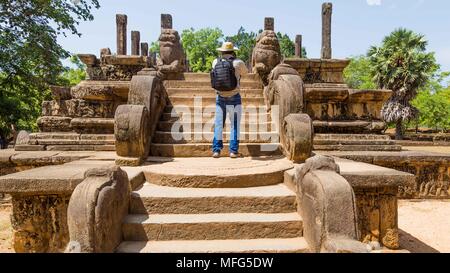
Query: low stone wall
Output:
[[323, 151, 450, 199], [354, 186, 398, 249], [11, 194, 70, 253], [0, 158, 145, 253]]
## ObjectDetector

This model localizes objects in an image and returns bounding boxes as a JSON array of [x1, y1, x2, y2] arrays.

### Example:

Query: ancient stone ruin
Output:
[[0, 3, 448, 254]]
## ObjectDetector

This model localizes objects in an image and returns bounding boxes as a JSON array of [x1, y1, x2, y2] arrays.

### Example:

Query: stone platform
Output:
[[0, 149, 116, 176], [138, 156, 293, 188], [319, 150, 450, 199]]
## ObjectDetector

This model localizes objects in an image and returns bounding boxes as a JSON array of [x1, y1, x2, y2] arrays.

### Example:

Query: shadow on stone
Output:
[[398, 229, 439, 253]]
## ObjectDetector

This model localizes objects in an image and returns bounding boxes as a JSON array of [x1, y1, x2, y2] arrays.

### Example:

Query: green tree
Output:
[[344, 55, 376, 89], [58, 55, 86, 86], [181, 28, 223, 72], [225, 27, 257, 65], [149, 41, 160, 56], [0, 0, 100, 141], [276, 32, 307, 59], [277, 32, 295, 58], [412, 72, 450, 132], [368, 28, 438, 139]]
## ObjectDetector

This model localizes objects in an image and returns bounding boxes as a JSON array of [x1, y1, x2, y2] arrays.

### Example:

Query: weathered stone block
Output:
[[37, 116, 72, 132], [70, 118, 115, 134], [70, 85, 114, 101], [354, 187, 399, 249], [11, 194, 70, 253]]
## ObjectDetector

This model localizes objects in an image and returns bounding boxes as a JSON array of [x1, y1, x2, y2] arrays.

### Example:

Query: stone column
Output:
[[161, 14, 173, 29], [295, 35, 303, 58], [321, 3, 332, 59], [264, 17, 274, 31], [131, 31, 140, 56], [116, 14, 127, 55], [140, 42, 149, 56]]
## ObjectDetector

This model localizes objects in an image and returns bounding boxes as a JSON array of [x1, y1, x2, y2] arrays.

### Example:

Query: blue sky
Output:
[[59, 0, 450, 71]]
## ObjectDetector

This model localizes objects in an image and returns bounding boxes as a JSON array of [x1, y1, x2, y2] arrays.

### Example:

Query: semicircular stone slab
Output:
[[141, 156, 294, 188]]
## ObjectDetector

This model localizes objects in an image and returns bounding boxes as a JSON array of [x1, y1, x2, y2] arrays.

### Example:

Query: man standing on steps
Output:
[[210, 42, 248, 158]]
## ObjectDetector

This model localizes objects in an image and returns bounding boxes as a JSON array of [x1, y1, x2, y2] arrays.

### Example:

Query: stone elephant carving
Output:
[[295, 155, 368, 253], [66, 166, 130, 253]]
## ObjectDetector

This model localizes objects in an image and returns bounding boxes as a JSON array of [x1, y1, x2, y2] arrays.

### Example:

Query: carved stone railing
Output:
[[114, 71, 167, 166], [66, 166, 130, 253], [265, 63, 313, 163], [294, 155, 368, 253]]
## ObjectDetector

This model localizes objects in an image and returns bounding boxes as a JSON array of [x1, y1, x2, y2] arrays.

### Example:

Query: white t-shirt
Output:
[[212, 55, 248, 97]]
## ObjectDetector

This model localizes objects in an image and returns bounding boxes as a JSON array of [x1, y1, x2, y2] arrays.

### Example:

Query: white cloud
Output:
[[367, 0, 382, 6]]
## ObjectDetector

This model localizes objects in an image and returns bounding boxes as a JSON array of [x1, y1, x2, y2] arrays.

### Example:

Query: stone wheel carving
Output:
[[283, 113, 313, 163], [114, 105, 150, 161]]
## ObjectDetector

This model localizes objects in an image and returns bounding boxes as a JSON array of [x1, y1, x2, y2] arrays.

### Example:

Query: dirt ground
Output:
[[0, 205, 13, 253], [403, 146, 450, 154], [0, 200, 449, 253], [398, 200, 450, 253]]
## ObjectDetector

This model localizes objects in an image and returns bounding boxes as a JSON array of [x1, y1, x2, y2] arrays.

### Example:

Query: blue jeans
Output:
[[212, 93, 242, 154]]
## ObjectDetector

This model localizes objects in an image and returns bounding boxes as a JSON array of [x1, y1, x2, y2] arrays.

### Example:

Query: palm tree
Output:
[[368, 28, 438, 140]]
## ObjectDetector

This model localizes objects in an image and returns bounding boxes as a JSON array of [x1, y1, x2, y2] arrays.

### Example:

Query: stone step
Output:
[[130, 183, 297, 214], [181, 73, 260, 82], [70, 118, 114, 134], [165, 80, 263, 89], [32, 139, 115, 146], [30, 133, 114, 141], [150, 143, 282, 158], [141, 156, 292, 188], [163, 106, 270, 116], [166, 87, 263, 97], [153, 131, 278, 144], [45, 144, 116, 151], [313, 120, 386, 134], [122, 213, 303, 241], [168, 96, 265, 106], [314, 139, 396, 146], [160, 111, 272, 122], [313, 144, 402, 151], [314, 134, 391, 141], [116, 238, 308, 253], [157, 120, 275, 132]]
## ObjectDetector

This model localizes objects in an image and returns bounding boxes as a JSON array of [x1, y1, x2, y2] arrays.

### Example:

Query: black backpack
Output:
[[210, 57, 238, 92]]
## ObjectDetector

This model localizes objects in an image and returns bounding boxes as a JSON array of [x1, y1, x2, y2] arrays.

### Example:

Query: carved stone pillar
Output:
[[295, 35, 303, 58], [116, 14, 127, 55], [321, 3, 332, 59], [161, 14, 173, 29], [141, 42, 149, 57], [131, 31, 140, 56]]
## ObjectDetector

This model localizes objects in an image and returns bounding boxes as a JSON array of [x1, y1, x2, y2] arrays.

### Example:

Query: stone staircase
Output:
[[150, 73, 282, 157], [313, 134, 402, 151], [116, 157, 307, 253]]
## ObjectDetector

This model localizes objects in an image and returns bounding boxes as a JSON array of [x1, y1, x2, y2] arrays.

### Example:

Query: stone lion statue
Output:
[[157, 29, 185, 79], [252, 30, 281, 85]]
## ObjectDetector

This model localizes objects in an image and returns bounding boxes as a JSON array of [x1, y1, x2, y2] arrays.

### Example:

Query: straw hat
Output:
[[217, 41, 239, 52]]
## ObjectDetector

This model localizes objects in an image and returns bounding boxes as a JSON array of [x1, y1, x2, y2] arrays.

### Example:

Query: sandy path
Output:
[[403, 146, 450, 154], [398, 200, 450, 253], [0, 206, 13, 253]]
